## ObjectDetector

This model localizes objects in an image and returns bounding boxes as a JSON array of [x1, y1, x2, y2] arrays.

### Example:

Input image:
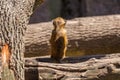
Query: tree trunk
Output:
[[25, 53, 120, 80], [25, 15, 120, 57], [0, 0, 43, 80]]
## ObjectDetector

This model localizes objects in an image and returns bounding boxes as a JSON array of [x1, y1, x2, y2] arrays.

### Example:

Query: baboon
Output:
[[50, 17, 68, 62]]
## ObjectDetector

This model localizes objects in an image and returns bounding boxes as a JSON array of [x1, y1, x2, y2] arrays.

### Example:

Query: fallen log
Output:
[[0, 53, 120, 80], [25, 53, 120, 80], [25, 15, 120, 57], [1, 15, 120, 56]]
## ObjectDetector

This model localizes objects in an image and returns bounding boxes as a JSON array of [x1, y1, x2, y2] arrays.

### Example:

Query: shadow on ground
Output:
[[35, 54, 105, 63]]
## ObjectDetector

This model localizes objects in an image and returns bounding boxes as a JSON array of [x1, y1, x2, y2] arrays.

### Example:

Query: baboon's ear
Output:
[[52, 20, 55, 25], [52, 20, 57, 28]]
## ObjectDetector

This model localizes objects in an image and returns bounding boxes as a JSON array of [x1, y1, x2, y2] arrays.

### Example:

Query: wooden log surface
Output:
[[0, 53, 120, 80], [25, 53, 120, 80], [25, 15, 120, 57], [0, 53, 119, 80], [1, 15, 120, 56]]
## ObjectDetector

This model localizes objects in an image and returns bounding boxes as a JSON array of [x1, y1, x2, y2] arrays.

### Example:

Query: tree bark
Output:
[[0, 0, 43, 80], [25, 15, 120, 57], [25, 53, 120, 80]]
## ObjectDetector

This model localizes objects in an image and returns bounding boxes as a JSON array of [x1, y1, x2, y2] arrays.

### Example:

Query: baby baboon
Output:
[[50, 17, 68, 62]]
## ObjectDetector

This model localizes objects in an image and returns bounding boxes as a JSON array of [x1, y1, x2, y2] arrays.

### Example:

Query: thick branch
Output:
[[25, 53, 120, 80], [25, 15, 120, 57]]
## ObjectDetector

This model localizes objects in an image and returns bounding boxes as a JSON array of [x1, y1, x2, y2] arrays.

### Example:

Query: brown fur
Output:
[[50, 17, 68, 62]]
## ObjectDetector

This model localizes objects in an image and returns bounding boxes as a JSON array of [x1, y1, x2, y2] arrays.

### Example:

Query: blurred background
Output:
[[29, 0, 120, 24]]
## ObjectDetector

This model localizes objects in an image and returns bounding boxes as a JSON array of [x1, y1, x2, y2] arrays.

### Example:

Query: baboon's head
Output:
[[53, 17, 66, 29]]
